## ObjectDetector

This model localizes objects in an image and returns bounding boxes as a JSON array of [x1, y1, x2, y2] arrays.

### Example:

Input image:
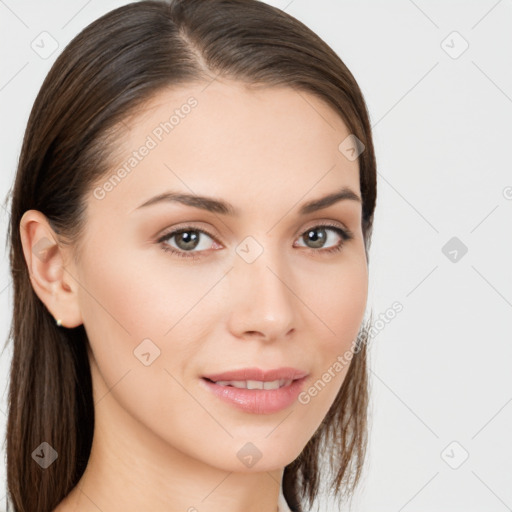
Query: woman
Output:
[[5, 1, 377, 511]]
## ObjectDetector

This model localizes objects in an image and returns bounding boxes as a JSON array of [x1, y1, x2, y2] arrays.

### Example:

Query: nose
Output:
[[226, 248, 298, 342]]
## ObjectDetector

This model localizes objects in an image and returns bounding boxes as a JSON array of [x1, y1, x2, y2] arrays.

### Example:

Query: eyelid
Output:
[[156, 222, 219, 242], [296, 219, 351, 238]]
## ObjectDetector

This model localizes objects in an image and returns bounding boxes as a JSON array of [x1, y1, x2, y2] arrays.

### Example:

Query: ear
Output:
[[19, 209, 83, 328]]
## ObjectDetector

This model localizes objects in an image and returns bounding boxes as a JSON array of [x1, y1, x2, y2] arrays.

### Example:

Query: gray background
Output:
[[1, 0, 511, 510]]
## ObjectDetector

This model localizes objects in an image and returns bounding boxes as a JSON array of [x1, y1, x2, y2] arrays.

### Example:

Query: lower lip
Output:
[[200, 377, 308, 414]]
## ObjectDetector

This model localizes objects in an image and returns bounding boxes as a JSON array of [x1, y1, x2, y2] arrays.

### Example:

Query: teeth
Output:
[[247, 380, 263, 390], [214, 379, 293, 389], [263, 380, 279, 390]]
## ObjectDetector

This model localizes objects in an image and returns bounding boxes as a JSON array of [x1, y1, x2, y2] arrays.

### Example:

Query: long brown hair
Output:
[[4, 1, 377, 510]]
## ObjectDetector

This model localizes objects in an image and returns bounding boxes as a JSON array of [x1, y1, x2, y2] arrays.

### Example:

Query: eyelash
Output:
[[157, 222, 353, 260]]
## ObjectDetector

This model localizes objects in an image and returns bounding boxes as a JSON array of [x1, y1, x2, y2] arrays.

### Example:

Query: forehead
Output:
[[91, 79, 361, 216]]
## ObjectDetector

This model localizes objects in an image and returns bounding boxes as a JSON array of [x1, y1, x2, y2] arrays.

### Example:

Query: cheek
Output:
[[76, 243, 226, 380], [308, 250, 368, 348], [297, 252, 368, 413]]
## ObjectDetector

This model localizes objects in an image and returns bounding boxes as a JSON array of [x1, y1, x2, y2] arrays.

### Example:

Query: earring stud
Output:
[[55, 318, 62, 327]]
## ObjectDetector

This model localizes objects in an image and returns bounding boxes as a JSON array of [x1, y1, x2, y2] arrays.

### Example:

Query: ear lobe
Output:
[[19, 209, 83, 328]]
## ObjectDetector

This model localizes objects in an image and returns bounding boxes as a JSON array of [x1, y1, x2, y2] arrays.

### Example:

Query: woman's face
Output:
[[69, 79, 368, 473]]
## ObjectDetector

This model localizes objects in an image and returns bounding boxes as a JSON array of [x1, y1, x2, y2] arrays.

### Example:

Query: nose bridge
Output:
[[227, 238, 297, 340]]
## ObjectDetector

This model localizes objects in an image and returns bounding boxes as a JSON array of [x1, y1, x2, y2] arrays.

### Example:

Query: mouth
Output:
[[199, 370, 309, 414], [202, 366, 308, 383], [202, 377, 295, 390]]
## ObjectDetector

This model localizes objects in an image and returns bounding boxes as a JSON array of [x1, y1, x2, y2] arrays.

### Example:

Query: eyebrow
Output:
[[133, 186, 361, 216]]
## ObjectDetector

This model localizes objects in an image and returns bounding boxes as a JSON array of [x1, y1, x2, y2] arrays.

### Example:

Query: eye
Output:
[[157, 227, 219, 259], [157, 222, 353, 260], [294, 222, 353, 255]]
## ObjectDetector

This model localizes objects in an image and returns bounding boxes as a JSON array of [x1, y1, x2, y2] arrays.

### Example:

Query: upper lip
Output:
[[203, 367, 309, 382]]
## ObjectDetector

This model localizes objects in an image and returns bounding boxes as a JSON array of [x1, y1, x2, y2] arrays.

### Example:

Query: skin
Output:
[[20, 78, 368, 512]]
